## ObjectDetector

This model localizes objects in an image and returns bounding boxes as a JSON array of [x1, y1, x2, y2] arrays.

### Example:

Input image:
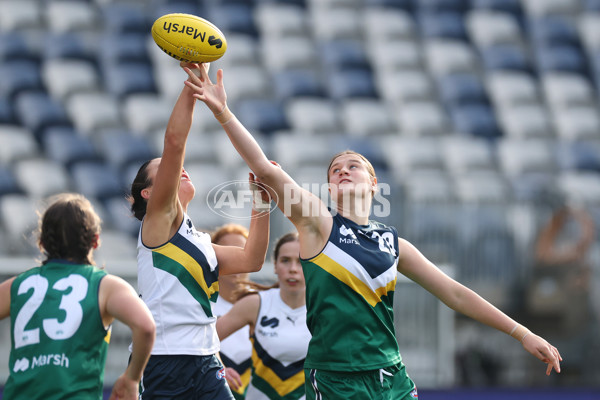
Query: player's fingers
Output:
[[216, 69, 224, 87], [198, 62, 211, 83], [183, 67, 201, 84]]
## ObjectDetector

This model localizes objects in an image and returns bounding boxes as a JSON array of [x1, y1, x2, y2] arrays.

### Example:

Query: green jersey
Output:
[[4, 261, 109, 400], [301, 212, 402, 371]]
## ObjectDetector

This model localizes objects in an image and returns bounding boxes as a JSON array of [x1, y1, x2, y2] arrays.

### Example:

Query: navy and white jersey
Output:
[[247, 288, 310, 400], [137, 213, 220, 355]]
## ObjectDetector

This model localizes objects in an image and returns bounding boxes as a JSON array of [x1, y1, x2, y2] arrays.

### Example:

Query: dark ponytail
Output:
[[128, 159, 153, 221]]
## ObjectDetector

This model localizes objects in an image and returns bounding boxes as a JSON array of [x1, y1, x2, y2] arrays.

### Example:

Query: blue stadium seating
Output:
[[97, 131, 156, 173], [206, 4, 257, 37], [14, 91, 71, 140], [0, 99, 14, 124], [0, 60, 43, 100], [42, 33, 97, 65], [437, 73, 488, 106], [535, 44, 587, 75], [0, 32, 39, 63], [273, 69, 325, 100], [419, 12, 468, 41], [529, 17, 581, 47], [42, 127, 101, 169], [234, 99, 289, 135], [102, 4, 151, 34], [480, 45, 532, 72], [0, 166, 23, 197], [319, 40, 371, 72], [326, 69, 378, 100], [450, 104, 502, 139], [72, 162, 125, 201], [103, 62, 157, 99], [471, 0, 523, 15], [99, 34, 151, 67]]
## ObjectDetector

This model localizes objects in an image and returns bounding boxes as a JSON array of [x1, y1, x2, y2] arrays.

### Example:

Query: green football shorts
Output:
[[305, 362, 417, 400]]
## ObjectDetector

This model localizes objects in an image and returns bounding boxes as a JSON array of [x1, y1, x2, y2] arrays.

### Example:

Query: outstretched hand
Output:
[[182, 63, 227, 115], [522, 333, 562, 375]]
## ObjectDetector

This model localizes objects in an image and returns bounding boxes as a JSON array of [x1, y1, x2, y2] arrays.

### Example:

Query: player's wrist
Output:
[[509, 323, 531, 343], [214, 104, 233, 125]]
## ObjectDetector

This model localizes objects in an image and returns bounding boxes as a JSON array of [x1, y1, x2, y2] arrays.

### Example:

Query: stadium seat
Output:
[[497, 138, 557, 177], [42, 127, 101, 169], [437, 73, 488, 106], [402, 171, 455, 203], [14, 158, 71, 198], [0, 194, 38, 255], [395, 102, 450, 136], [234, 99, 289, 135], [102, 3, 151, 34], [103, 62, 157, 100], [206, 4, 257, 37], [94, 229, 138, 262], [311, 7, 362, 41], [419, 12, 468, 41], [123, 94, 172, 135], [218, 65, 270, 101], [339, 99, 396, 137], [0, 60, 43, 100], [216, 33, 258, 67], [440, 135, 496, 175], [553, 107, 600, 141], [99, 34, 151, 67], [72, 162, 125, 201], [465, 10, 522, 48], [480, 44, 532, 72], [14, 91, 72, 140], [0, 32, 39, 63], [521, 0, 581, 17], [97, 131, 156, 172], [529, 17, 580, 47], [42, 59, 99, 100], [272, 69, 325, 100], [363, 8, 416, 42], [454, 171, 512, 204], [42, 33, 97, 65], [319, 39, 371, 71], [326, 69, 378, 99], [0, 165, 22, 197], [404, 202, 461, 265], [471, 0, 523, 16], [364, 0, 414, 11], [486, 71, 540, 108], [0, 0, 42, 31], [66, 92, 122, 136], [0, 125, 39, 164], [254, 3, 308, 38], [424, 39, 478, 76], [556, 140, 600, 172], [368, 41, 423, 72], [557, 171, 600, 205], [541, 72, 595, 110], [271, 133, 333, 168], [183, 161, 231, 200], [261, 36, 318, 72], [497, 104, 553, 139], [376, 70, 435, 104], [449, 103, 502, 139], [45, 1, 98, 33], [151, 3, 202, 22], [380, 136, 444, 178], [535, 44, 587, 75], [285, 98, 341, 134], [0, 99, 15, 124], [103, 197, 140, 237], [579, 14, 600, 52]]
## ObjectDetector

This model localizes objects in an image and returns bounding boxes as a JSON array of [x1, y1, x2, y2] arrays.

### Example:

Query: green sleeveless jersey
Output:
[[4, 261, 109, 400], [301, 213, 402, 371]]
